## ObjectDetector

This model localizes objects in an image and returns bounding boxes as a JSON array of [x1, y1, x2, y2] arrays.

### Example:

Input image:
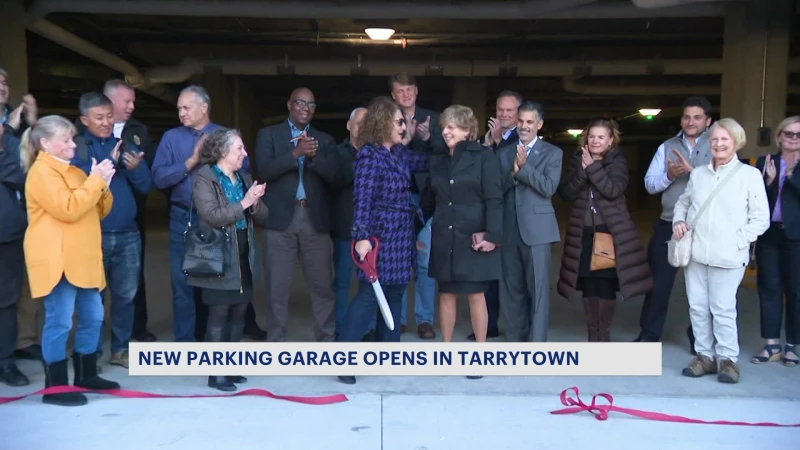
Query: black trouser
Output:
[[638, 219, 692, 341], [0, 240, 24, 368], [756, 223, 800, 344], [205, 302, 248, 344], [484, 280, 500, 334]]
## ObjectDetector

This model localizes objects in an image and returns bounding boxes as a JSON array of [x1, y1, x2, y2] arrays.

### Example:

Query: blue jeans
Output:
[[169, 205, 199, 342], [334, 239, 377, 335], [338, 280, 406, 343], [97, 231, 141, 355], [401, 216, 436, 326], [41, 276, 104, 364]]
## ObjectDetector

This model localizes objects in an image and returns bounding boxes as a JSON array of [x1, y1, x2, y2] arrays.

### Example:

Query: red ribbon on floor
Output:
[[551, 387, 800, 427], [0, 385, 348, 406]]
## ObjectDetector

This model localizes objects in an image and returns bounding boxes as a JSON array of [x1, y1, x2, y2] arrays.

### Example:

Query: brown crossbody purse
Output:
[[588, 190, 616, 271]]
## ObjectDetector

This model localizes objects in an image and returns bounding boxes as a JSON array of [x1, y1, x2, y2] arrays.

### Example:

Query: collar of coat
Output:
[[433, 139, 484, 156]]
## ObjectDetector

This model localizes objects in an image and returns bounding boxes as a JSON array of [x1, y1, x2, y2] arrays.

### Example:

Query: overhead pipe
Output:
[[144, 56, 800, 84], [24, 19, 176, 104], [27, 0, 726, 20], [562, 76, 719, 95], [632, 0, 745, 8]]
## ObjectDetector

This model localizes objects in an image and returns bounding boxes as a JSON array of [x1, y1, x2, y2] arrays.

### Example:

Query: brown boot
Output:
[[597, 299, 617, 342], [582, 297, 599, 342], [718, 359, 740, 384], [682, 354, 718, 377]]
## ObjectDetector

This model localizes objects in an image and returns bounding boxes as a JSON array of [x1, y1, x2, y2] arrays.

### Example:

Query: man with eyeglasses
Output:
[[636, 96, 713, 352], [253, 87, 340, 342]]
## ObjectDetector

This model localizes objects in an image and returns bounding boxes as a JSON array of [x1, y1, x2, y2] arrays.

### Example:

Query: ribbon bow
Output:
[[550, 387, 800, 427]]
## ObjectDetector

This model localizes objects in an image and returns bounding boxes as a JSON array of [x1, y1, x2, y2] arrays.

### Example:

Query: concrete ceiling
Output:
[[20, 0, 800, 142]]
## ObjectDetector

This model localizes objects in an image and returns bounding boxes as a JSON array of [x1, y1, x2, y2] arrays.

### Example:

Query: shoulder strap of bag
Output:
[[689, 162, 744, 227]]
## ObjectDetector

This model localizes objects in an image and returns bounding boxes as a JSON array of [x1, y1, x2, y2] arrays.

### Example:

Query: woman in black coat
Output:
[[421, 105, 503, 349]]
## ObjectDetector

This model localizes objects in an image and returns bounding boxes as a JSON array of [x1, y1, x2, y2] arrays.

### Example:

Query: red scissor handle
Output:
[[351, 237, 379, 283]]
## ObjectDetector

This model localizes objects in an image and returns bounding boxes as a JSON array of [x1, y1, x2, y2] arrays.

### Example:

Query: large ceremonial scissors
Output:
[[351, 237, 394, 331]]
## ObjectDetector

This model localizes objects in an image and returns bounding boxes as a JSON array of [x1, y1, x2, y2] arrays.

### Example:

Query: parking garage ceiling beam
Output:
[[27, 0, 728, 20]]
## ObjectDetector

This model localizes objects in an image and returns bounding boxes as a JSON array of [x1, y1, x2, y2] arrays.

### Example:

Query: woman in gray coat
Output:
[[189, 128, 268, 392]]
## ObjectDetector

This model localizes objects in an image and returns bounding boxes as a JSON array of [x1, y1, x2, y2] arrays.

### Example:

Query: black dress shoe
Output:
[[208, 376, 236, 392], [228, 376, 247, 384], [133, 330, 157, 342], [14, 344, 42, 360], [467, 331, 499, 341], [1, 364, 30, 386], [338, 376, 356, 385], [244, 327, 267, 341]]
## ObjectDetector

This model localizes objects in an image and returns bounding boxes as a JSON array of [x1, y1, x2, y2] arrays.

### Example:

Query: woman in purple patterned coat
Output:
[[337, 96, 429, 385]]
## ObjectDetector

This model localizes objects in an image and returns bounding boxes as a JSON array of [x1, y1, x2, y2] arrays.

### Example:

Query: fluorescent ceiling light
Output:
[[567, 129, 583, 137], [638, 108, 662, 117], [365, 28, 395, 40]]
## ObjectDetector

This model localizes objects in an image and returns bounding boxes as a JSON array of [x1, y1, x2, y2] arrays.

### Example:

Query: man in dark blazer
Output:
[[253, 87, 339, 342], [496, 101, 562, 342], [330, 107, 370, 337], [470, 90, 521, 340], [389, 72, 444, 338]]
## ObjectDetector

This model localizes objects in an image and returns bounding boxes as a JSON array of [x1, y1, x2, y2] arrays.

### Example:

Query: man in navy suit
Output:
[[468, 90, 521, 340]]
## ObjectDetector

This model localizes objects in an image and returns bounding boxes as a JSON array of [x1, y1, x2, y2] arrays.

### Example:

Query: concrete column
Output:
[[195, 67, 234, 127], [720, 0, 792, 158], [0, 0, 29, 103], [452, 77, 487, 133]]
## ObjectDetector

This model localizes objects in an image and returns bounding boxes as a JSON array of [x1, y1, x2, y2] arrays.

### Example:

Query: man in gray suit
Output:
[[496, 101, 563, 342]]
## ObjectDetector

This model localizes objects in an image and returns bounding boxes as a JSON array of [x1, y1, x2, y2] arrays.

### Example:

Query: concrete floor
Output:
[[1, 206, 799, 449]]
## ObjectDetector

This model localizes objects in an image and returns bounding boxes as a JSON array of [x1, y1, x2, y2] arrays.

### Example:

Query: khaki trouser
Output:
[[685, 260, 746, 363]]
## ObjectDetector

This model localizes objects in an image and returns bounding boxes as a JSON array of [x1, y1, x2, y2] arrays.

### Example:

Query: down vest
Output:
[[556, 148, 652, 301]]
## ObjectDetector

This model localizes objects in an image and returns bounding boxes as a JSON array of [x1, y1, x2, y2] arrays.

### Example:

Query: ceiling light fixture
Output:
[[638, 108, 662, 120], [365, 28, 396, 40], [567, 129, 583, 137]]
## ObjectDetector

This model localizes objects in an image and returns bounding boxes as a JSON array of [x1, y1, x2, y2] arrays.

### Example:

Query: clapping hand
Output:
[[667, 149, 693, 180], [90, 157, 115, 186], [581, 146, 593, 169], [764, 154, 777, 185], [242, 181, 266, 209], [416, 116, 431, 142]]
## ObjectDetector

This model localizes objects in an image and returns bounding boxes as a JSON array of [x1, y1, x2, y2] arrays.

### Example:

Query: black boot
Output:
[[42, 360, 87, 406], [72, 352, 120, 390], [227, 322, 247, 384], [208, 375, 236, 391]]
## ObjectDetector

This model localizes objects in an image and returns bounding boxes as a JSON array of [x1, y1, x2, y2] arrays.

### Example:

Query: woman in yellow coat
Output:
[[21, 115, 120, 407]]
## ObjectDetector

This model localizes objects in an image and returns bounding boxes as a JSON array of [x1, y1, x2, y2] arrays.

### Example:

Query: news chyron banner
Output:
[[128, 343, 662, 376]]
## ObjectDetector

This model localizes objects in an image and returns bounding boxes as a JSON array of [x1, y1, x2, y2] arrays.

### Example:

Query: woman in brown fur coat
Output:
[[556, 119, 652, 341]]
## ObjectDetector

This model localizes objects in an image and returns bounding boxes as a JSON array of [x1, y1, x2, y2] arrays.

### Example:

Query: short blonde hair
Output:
[[774, 115, 800, 149], [439, 105, 478, 140], [710, 118, 746, 152]]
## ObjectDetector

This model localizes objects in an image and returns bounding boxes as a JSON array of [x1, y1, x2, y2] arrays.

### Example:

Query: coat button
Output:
[[448, 202, 452, 206], [448, 225, 452, 229], [449, 179, 454, 184]]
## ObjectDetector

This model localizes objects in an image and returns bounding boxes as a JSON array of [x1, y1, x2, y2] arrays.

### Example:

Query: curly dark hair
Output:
[[199, 128, 242, 165], [356, 96, 400, 150]]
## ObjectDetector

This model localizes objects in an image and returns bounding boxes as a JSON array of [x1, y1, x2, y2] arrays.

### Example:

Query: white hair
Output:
[[349, 107, 367, 121]]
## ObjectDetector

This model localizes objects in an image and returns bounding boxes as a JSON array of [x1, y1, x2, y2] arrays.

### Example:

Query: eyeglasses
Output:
[[781, 130, 800, 140], [394, 119, 406, 126], [292, 100, 317, 110]]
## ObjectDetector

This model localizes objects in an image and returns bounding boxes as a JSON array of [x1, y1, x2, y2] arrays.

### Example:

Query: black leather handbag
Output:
[[181, 188, 230, 278]]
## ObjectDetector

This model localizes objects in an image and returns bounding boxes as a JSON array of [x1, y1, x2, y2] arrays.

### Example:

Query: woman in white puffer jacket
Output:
[[672, 118, 770, 384]]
